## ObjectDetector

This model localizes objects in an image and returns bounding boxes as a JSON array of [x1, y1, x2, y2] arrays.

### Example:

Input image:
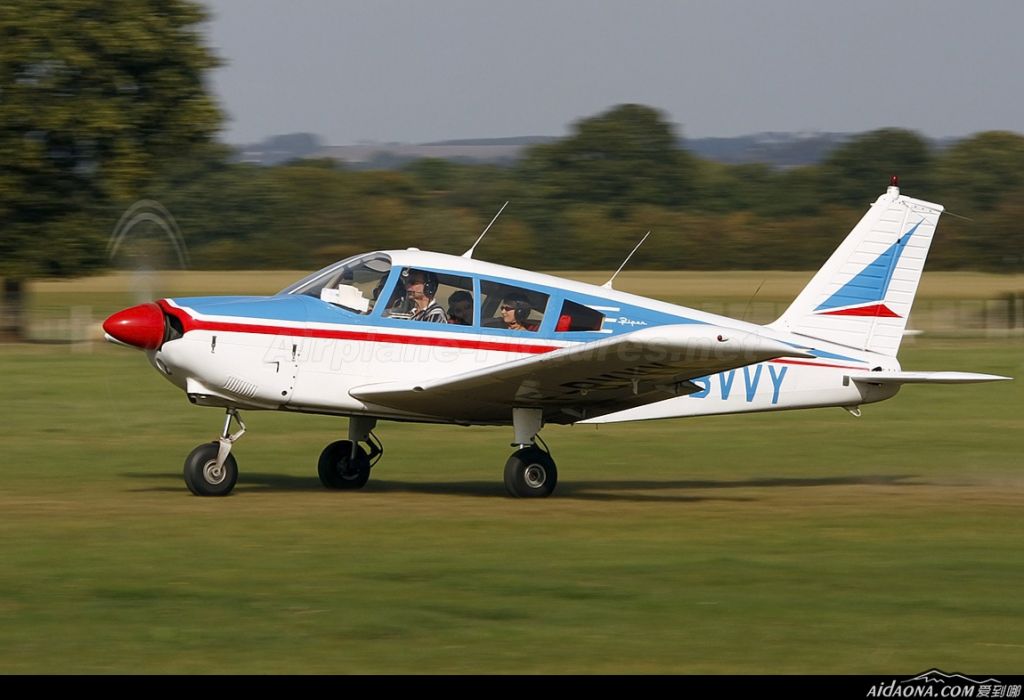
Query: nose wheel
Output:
[[183, 442, 239, 496], [183, 408, 245, 497]]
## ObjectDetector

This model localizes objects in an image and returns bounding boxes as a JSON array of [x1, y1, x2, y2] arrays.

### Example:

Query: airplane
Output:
[[103, 178, 1011, 497]]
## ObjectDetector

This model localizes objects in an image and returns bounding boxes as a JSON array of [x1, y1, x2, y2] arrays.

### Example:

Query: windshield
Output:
[[279, 253, 392, 315]]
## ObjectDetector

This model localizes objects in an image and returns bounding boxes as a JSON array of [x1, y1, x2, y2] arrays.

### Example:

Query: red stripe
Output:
[[158, 299, 559, 355], [769, 359, 867, 370], [819, 303, 901, 318]]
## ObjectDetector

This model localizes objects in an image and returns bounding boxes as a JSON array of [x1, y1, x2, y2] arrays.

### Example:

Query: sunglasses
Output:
[[500, 305, 515, 312]]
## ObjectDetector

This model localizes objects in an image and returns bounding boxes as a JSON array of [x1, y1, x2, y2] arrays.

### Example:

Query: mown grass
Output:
[[0, 337, 1020, 674]]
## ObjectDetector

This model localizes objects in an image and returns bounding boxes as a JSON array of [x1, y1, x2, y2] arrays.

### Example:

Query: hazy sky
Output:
[[203, 0, 1024, 145]]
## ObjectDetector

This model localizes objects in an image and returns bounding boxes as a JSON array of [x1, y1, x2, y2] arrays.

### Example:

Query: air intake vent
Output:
[[223, 376, 258, 398]]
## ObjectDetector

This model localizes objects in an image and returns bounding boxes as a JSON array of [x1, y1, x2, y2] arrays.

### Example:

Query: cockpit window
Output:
[[480, 280, 548, 332], [280, 253, 392, 315], [555, 299, 605, 332], [381, 269, 473, 325]]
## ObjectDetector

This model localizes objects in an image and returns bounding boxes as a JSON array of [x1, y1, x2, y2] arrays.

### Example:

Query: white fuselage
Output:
[[147, 250, 900, 426]]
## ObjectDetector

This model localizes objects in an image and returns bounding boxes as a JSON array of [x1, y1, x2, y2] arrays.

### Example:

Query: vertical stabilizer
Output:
[[769, 181, 943, 356]]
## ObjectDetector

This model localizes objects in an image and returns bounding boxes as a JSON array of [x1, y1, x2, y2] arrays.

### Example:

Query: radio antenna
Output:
[[741, 279, 766, 323], [462, 201, 508, 258], [602, 232, 650, 289]]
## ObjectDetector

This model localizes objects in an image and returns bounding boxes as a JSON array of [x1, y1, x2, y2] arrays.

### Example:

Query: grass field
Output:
[[0, 335, 1020, 674]]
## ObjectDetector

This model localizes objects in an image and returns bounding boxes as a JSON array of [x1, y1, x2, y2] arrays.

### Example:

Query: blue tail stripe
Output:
[[814, 220, 922, 312]]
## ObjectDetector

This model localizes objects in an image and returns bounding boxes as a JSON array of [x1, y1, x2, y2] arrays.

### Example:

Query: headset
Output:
[[502, 293, 532, 325], [402, 269, 439, 298]]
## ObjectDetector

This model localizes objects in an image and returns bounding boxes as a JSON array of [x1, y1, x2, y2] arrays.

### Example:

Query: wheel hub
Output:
[[524, 463, 547, 488], [203, 459, 227, 485]]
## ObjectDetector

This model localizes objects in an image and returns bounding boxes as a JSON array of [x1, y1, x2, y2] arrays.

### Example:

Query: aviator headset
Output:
[[403, 269, 439, 298]]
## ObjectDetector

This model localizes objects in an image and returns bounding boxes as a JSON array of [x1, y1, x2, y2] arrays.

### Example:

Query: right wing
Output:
[[350, 324, 811, 423]]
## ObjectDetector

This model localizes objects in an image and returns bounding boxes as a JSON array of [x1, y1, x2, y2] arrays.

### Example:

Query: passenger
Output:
[[403, 269, 447, 323], [447, 290, 474, 326], [499, 292, 539, 331]]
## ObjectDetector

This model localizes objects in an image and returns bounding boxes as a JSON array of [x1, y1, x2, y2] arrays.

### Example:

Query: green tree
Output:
[[932, 131, 1024, 214], [820, 128, 933, 206], [519, 104, 696, 209], [0, 0, 222, 338]]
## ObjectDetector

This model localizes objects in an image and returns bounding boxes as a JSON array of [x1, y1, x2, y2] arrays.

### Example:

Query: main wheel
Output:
[[318, 440, 371, 490], [183, 441, 239, 497], [504, 446, 558, 498]]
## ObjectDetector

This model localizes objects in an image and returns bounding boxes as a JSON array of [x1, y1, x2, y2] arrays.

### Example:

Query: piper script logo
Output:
[[867, 670, 1021, 698]]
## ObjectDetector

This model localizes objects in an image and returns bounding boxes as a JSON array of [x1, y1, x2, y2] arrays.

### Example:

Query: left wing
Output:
[[350, 324, 810, 423]]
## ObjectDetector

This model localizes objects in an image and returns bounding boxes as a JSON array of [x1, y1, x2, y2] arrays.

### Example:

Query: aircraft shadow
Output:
[[123, 472, 922, 503]]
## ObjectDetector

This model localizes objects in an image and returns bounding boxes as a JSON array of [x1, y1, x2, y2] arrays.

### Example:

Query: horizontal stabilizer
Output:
[[847, 371, 1011, 385]]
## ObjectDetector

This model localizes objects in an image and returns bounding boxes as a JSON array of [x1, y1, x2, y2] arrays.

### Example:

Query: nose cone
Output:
[[103, 302, 166, 349]]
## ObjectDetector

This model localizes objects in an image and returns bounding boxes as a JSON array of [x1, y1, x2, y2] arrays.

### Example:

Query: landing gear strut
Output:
[[318, 416, 382, 490], [183, 408, 245, 496], [504, 408, 557, 498]]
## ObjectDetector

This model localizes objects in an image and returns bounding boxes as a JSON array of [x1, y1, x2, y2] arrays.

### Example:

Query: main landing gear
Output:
[[503, 408, 557, 498], [317, 416, 382, 490]]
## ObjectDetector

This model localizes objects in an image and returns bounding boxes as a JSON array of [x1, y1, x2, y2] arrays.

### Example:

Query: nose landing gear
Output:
[[183, 408, 245, 496]]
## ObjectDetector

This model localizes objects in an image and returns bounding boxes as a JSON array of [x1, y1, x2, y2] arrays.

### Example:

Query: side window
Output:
[[382, 268, 473, 325], [555, 299, 605, 332], [480, 281, 548, 332]]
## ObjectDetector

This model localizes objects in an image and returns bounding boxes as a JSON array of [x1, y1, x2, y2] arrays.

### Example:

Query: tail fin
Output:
[[769, 180, 943, 357]]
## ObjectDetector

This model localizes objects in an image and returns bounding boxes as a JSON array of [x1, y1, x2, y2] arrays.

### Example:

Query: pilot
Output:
[[447, 290, 473, 326], [499, 292, 539, 331], [404, 269, 447, 323]]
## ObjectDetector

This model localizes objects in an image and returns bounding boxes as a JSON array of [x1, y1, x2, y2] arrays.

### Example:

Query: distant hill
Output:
[[231, 131, 959, 169], [233, 132, 325, 166], [686, 132, 853, 167]]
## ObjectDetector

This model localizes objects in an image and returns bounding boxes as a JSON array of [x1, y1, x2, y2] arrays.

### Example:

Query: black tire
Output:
[[503, 446, 557, 498], [183, 441, 238, 497], [318, 440, 371, 490]]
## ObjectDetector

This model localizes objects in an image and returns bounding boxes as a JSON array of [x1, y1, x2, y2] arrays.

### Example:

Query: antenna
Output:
[[602, 232, 650, 289], [741, 279, 766, 323], [462, 201, 508, 258]]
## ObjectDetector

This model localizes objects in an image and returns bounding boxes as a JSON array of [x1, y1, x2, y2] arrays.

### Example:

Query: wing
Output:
[[350, 324, 810, 424]]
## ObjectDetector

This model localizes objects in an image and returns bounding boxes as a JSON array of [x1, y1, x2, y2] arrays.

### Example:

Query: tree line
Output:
[[3, 2, 1022, 341], [153, 108, 1024, 274]]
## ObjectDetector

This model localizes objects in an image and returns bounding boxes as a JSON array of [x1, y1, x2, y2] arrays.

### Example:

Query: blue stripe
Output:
[[815, 220, 922, 312], [779, 339, 863, 363], [170, 271, 706, 341]]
